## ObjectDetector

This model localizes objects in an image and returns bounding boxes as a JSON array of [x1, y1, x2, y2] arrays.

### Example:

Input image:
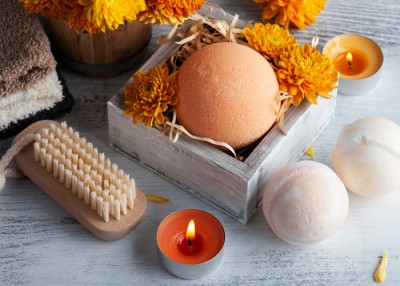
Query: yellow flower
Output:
[[374, 251, 388, 283], [275, 43, 338, 106], [305, 146, 315, 160], [254, 0, 327, 29], [124, 64, 178, 127], [138, 0, 204, 25], [243, 23, 297, 61], [68, 0, 146, 33], [19, 0, 73, 20]]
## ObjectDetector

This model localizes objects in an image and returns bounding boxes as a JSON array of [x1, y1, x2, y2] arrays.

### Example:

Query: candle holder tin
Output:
[[336, 68, 383, 96], [156, 209, 225, 279], [157, 247, 225, 280]]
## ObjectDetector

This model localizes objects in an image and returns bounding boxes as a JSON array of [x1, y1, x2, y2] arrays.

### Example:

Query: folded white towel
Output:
[[0, 71, 63, 130]]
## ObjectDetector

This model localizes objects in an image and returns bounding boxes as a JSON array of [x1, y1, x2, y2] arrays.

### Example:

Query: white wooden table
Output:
[[1, 0, 400, 285]]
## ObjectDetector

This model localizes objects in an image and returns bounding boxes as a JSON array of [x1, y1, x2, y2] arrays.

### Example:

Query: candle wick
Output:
[[188, 237, 192, 247], [347, 61, 352, 70]]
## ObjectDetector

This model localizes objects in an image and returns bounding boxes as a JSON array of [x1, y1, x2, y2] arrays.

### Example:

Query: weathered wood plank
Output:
[[1, 0, 400, 285]]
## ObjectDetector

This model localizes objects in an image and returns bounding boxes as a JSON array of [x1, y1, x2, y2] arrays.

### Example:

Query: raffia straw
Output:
[[157, 24, 179, 45], [227, 14, 239, 43], [176, 32, 200, 45], [311, 37, 319, 48], [275, 92, 294, 135], [163, 110, 237, 158], [169, 12, 247, 72]]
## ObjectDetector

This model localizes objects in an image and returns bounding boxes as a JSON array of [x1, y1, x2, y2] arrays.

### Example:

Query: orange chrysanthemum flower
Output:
[[124, 64, 178, 127], [138, 0, 204, 25], [19, 0, 73, 20], [243, 23, 297, 61], [274, 44, 338, 106], [68, 0, 146, 33], [67, 4, 90, 33], [254, 0, 327, 29]]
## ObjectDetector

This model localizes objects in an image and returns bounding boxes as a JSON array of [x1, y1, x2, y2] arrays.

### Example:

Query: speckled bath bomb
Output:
[[332, 117, 400, 197], [262, 161, 349, 245], [175, 42, 279, 150]]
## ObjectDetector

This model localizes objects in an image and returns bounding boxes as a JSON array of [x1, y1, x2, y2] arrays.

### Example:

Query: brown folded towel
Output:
[[0, 0, 56, 98]]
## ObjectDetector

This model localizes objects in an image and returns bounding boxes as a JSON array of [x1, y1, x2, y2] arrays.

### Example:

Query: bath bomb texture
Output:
[[175, 42, 279, 150], [263, 161, 349, 245], [332, 117, 400, 197]]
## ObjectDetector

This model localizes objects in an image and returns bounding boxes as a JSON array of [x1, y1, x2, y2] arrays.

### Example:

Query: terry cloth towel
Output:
[[0, 71, 62, 129], [0, 70, 74, 139], [0, 0, 56, 98], [0, 0, 74, 139]]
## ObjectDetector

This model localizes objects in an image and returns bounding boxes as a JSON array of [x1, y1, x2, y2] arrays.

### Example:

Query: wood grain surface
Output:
[[48, 20, 152, 65], [1, 0, 400, 285]]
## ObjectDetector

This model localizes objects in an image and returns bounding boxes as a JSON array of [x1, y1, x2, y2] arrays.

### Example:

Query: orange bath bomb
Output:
[[175, 42, 279, 150]]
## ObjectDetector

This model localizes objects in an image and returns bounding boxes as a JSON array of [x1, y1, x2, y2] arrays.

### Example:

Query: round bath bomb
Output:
[[175, 42, 279, 150], [332, 117, 400, 197], [262, 161, 349, 245]]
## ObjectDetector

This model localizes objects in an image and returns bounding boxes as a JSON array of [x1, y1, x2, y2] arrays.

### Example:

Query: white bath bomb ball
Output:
[[332, 117, 400, 197], [262, 161, 349, 245]]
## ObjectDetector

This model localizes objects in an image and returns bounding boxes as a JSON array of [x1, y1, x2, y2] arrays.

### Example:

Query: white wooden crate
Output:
[[107, 16, 337, 224]]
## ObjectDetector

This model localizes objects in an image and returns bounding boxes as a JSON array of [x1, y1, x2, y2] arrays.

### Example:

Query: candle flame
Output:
[[346, 52, 353, 64], [186, 219, 195, 242]]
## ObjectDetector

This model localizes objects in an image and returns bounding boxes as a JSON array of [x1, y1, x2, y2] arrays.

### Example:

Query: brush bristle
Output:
[[33, 122, 137, 222]]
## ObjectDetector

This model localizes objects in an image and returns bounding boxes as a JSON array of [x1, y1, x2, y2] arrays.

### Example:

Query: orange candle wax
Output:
[[176, 219, 205, 256], [333, 51, 368, 76], [323, 34, 383, 96], [323, 34, 383, 80], [157, 209, 225, 265]]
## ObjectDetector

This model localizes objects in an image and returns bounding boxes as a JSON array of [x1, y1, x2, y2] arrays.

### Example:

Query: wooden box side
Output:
[[108, 93, 336, 224]]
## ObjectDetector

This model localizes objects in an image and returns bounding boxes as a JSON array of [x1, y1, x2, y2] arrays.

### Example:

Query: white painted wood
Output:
[[108, 90, 336, 224], [1, 0, 400, 285], [107, 13, 336, 224]]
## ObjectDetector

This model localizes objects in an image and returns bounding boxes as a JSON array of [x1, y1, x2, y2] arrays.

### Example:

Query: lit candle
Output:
[[333, 51, 368, 77], [323, 34, 383, 96], [157, 209, 225, 279], [177, 219, 204, 256]]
